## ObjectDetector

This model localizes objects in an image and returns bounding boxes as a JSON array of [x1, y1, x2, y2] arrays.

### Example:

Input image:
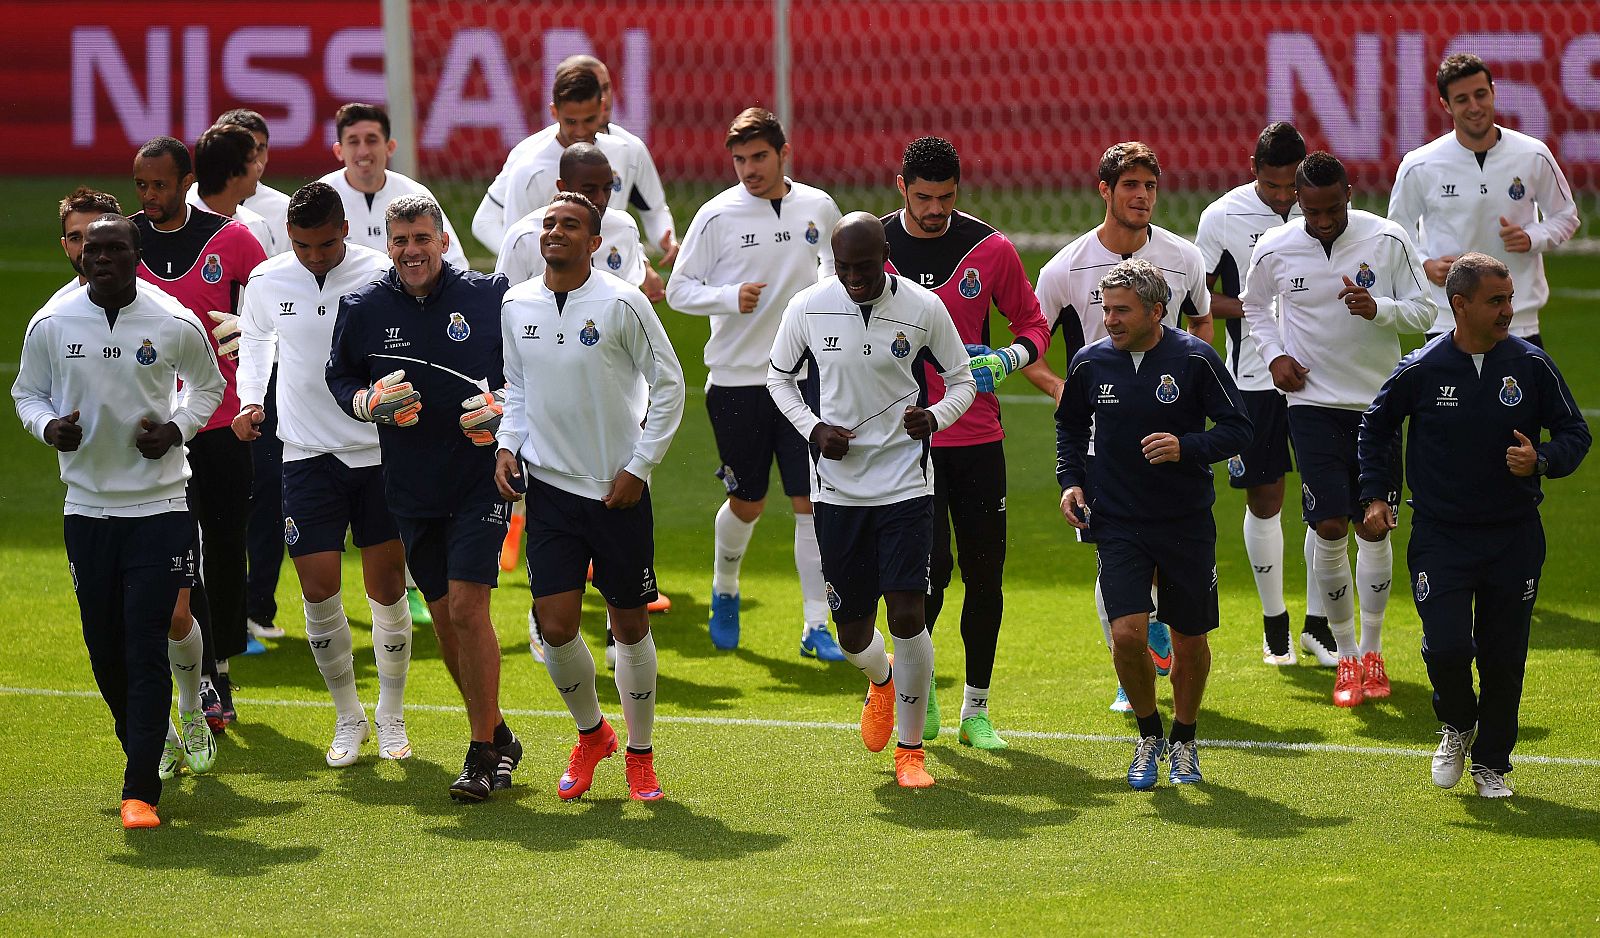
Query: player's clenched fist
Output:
[[810, 422, 855, 460], [1141, 432, 1182, 464], [459, 388, 505, 445], [44, 410, 83, 452], [903, 405, 938, 441], [737, 281, 767, 313], [353, 369, 421, 426]]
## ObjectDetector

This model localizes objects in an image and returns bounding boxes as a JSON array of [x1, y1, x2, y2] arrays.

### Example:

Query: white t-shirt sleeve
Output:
[[619, 293, 685, 480], [235, 276, 277, 408], [170, 311, 226, 440], [11, 312, 58, 442], [495, 296, 527, 455], [1528, 147, 1580, 253], [1371, 227, 1437, 334], [1241, 245, 1285, 365], [925, 295, 977, 431], [665, 207, 741, 316], [766, 292, 820, 440]]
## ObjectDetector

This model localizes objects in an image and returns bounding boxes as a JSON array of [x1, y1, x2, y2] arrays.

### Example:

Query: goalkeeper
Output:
[[326, 195, 522, 804], [879, 138, 1049, 750]]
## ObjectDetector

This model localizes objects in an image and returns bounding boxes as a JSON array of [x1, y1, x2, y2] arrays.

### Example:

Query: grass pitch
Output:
[[1, 177, 1598, 935]]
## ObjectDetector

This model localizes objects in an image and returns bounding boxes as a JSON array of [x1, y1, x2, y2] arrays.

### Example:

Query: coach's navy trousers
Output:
[[1409, 516, 1545, 775], [63, 511, 190, 805]]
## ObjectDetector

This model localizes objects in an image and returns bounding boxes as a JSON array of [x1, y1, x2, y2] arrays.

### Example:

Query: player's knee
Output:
[[609, 607, 650, 644], [1109, 616, 1147, 653], [728, 496, 764, 523], [1313, 518, 1347, 541], [1172, 631, 1210, 664], [167, 615, 192, 641], [790, 496, 813, 516]]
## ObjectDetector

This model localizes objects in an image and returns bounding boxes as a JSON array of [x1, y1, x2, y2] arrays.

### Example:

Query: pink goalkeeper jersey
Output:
[[883, 210, 1049, 447]]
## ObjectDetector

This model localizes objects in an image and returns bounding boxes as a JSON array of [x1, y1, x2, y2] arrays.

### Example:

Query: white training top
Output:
[[598, 121, 675, 250], [185, 188, 277, 256], [317, 168, 470, 269], [243, 182, 291, 256], [1241, 209, 1437, 411], [1389, 126, 1581, 336], [12, 279, 225, 514], [497, 268, 686, 501], [667, 179, 841, 387], [45, 278, 82, 309], [473, 125, 559, 250], [495, 205, 646, 288], [1036, 223, 1211, 352], [1195, 183, 1301, 392], [237, 243, 393, 465], [767, 274, 976, 507], [495, 133, 636, 250]]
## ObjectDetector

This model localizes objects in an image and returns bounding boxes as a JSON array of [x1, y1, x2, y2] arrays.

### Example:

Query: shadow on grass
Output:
[[1451, 793, 1600, 844], [1528, 607, 1600, 657], [724, 645, 858, 698], [1147, 781, 1352, 840], [870, 745, 1123, 839], [109, 773, 319, 875], [1199, 709, 1327, 755]]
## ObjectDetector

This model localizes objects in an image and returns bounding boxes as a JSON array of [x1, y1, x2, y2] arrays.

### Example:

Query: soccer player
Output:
[[326, 195, 521, 802], [496, 143, 646, 288], [1022, 141, 1213, 711], [319, 103, 469, 269], [48, 187, 122, 306], [12, 214, 226, 828], [767, 213, 977, 789], [1389, 53, 1580, 346], [133, 135, 269, 728], [1358, 253, 1589, 797], [1056, 259, 1252, 789], [879, 137, 1050, 748], [186, 123, 275, 254], [1195, 122, 1330, 665], [234, 182, 414, 765], [666, 107, 844, 658], [193, 109, 291, 255], [1242, 151, 1436, 707], [494, 192, 686, 801]]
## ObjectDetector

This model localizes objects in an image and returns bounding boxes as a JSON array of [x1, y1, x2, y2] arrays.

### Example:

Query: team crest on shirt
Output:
[[1354, 262, 1376, 289], [446, 312, 471, 341], [283, 516, 300, 546], [1227, 454, 1246, 478], [201, 253, 223, 284], [135, 339, 158, 365], [1508, 177, 1526, 200], [1302, 483, 1317, 512], [1414, 571, 1430, 602], [1499, 376, 1523, 406], [959, 268, 982, 299], [825, 582, 842, 611], [606, 246, 622, 271], [805, 221, 819, 245], [579, 319, 600, 346], [1155, 374, 1180, 403], [891, 331, 911, 358]]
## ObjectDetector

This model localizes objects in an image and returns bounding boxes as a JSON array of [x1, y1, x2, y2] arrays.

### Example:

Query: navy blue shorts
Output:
[[281, 454, 399, 558], [1288, 405, 1399, 524], [813, 496, 932, 624], [394, 502, 510, 602], [1226, 389, 1293, 489], [706, 381, 813, 502], [1094, 513, 1219, 636], [523, 475, 658, 609]]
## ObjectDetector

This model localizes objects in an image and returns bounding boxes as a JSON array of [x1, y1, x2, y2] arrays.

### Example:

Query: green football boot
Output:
[[958, 713, 1010, 750], [179, 708, 217, 774]]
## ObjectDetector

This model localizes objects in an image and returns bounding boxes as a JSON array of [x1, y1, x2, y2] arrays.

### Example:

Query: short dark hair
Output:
[[1445, 252, 1511, 306], [384, 194, 444, 235], [216, 108, 269, 139], [1295, 150, 1348, 189], [59, 187, 121, 233], [335, 103, 390, 140], [1098, 141, 1160, 187], [286, 182, 345, 230], [194, 124, 256, 197], [549, 191, 603, 238], [88, 213, 141, 252], [901, 136, 960, 185], [559, 141, 612, 178], [1254, 122, 1307, 169], [1437, 53, 1492, 99], [725, 107, 786, 152], [136, 136, 193, 179], [552, 65, 602, 107]]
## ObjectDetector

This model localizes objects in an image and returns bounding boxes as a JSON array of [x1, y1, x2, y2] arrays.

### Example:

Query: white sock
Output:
[[404, 566, 418, 591], [166, 719, 180, 743], [169, 621, 203, 713], [961, 683, 990, 721], [794, 512, 828, 629], [842, 629, 891, 684], [368, 595, 413, 721], [215, 657, 229, 675], [304, 595, 363, 719], [1094, 577, 1112, 650], [1303, 527, 1325, 619], [1243, 509, 1287, 617], [712, 501, 758, 597], [543, 633, 603, 731], [892, 630, 934, 746], [613, 632, 657, 750], [1312, 534, 1357, 657], [1356, 535, 1393, 655]]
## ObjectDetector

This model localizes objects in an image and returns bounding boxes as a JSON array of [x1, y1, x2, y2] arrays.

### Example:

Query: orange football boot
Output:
[[1361, 651, 1391, 699], [558, 720, 619, 800], [120, 799, 160, 829], [625, 749, 665, 801], [894, 746, 935, 788], [861, 654, 896, 753], [1333, 656, 1365, 708]]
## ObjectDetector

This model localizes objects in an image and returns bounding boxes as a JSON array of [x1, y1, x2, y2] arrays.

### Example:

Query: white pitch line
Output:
[[4, 684, 1598, 768]]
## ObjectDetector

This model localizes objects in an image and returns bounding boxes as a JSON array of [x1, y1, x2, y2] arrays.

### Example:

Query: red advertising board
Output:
[[4, 0, 1598, 190]]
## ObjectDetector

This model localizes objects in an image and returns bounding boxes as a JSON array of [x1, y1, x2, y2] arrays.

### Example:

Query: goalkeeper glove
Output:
[[966, 343, 1024, 393], [353, 370, 422, 426], [207, 310, 241, 360], [459, 388, 506, 446]]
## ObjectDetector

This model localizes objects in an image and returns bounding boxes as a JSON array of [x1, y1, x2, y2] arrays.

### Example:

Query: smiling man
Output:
[[326, 195, 521, 802], [1357, 254, 1589, 797]]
